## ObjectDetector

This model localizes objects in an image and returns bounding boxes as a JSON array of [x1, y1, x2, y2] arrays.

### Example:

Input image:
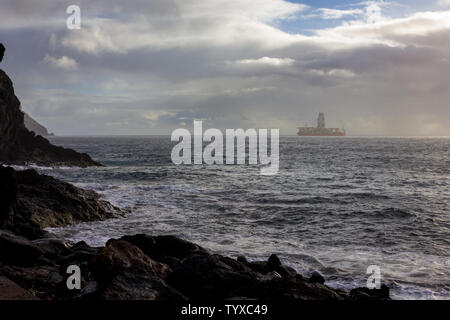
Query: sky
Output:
[[0, 0, 449, 136]]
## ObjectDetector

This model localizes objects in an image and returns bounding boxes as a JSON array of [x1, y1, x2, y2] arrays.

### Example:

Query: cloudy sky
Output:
[[1, 0, 449, 135]]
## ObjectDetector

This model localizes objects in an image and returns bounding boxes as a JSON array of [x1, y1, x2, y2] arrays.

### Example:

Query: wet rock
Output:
[[258, 276, 346, 300], [71, 241, 97, 253], [54, 242, 99, 265], [64, 280, 99, 300], [0, 264, 62, 299], [267, 254, 282, 269], [0, 276, 37, 300], [120, 234, 209, 262], [31, 238, 71, 260], [15, 169, 124, 230], [99, 264, 186, 300], [247, 261, 272, 275], [260, 271, 283, 281], [88, 239, 186, 300], [167, 253, 260, 299], [0, 166, 16, 229], [243, 255, 296, 279], [0, 166, 124, 239], [309, 271, 325, 284], [90, 239, 171, 283], [350, 284, 390, 300], [0, 230, 43, 266], [276, 265, 297, 279], [237, 256, 248, 264]]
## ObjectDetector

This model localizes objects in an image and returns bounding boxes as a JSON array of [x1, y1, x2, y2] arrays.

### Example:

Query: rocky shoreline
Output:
[[0, 167, 390, 301]]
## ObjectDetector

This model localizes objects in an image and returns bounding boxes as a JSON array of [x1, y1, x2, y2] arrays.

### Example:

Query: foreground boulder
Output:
[[89, 239, 185, 300], [0, 57, 99, 167], [168, 253, 260, 299]]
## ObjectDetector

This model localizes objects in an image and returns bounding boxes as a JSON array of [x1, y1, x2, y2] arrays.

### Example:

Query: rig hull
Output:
[[297, 130, 346, 136]]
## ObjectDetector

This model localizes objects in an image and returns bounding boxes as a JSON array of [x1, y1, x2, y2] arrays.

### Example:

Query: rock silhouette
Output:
[[0, 66, 100, 167], [23, 112, 54, 136], [0, 43, 5, 63]]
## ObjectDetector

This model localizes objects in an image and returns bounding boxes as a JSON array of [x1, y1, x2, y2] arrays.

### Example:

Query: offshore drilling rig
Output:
[[297, 113, 346, 136]]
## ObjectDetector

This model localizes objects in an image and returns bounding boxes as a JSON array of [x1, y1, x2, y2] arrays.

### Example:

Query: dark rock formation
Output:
[[23, 112, 54, 137], [0, 67, 99, 167], [120, 234, 209, 263], [0, 229, 44, 266], [0, 276, 37, 300], [309, 271, 326, 285], [0, 166, 124, 239], [350, 285, 390, 300], [89, 239, 185, 300], [267, 253, 282, 269], [0, 43, 4, 63], [0, 230, 390, 300]]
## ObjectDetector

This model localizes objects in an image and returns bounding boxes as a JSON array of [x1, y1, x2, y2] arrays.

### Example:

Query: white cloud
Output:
[[43, 55, 78, 70], [315, 11, 450, 48], [61, 23, 125, 55], [309, 69, 356, 78], [234, 57, 295, 66], [61, 0, 308, 54]]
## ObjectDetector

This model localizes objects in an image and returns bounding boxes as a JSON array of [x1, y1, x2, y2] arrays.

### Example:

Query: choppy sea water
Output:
[[22, 136, 449, 299]]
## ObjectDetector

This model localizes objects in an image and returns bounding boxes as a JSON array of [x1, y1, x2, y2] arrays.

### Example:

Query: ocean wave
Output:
[[9, 164, 74, 171], [255, 196, 333, 205], [378, 208, 414, 218], [338, 192, 391, 200]]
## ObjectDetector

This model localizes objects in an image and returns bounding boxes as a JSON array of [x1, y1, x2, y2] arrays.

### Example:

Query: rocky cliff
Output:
[[0, 69, 100, 167], [0, 44, 4, 63], [23, 112, 54, 137]]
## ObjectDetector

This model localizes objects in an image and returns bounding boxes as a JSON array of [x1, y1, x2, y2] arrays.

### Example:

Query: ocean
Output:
[[22, 136, 449, 300]]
